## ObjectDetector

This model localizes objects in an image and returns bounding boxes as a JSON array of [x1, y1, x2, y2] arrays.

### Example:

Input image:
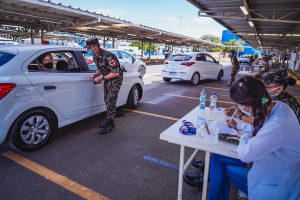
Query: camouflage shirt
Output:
[[262, 62, 270, 73], [231, 55, 240, 69], [93, 49, 123, 78], [277, 92, 300, 124]]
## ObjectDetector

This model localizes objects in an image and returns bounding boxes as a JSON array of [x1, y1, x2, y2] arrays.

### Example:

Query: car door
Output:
[[204, 54, 218, 78], [24, 50, 93, 120], [84, 51, 126, 110], [195, 54, 210, 79]]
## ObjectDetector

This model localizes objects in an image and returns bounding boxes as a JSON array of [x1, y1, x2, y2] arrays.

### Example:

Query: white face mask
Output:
[[238, 105, 252, 116], [267, 86, 281, 100]]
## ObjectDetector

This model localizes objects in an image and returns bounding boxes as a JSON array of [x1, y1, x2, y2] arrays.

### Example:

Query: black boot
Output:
[[99, 120, 114, 129], [183, 171, 204, 188], [191, 159, 205, 171], [99, 120, 114, 134]]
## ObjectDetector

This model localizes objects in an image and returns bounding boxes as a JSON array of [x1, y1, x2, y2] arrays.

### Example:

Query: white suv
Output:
[[0, 45, 144, 151]]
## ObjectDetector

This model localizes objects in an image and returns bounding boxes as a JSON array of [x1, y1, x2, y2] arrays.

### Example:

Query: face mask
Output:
[[43, 62, 53, 69], [267, 86, 281, 100], [238, 105, 252, 116], [87, 50, 95, 56]]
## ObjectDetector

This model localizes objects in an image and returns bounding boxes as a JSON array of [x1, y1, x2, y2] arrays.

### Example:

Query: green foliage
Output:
[[130, 41, 157, 52], [223, 40, 244, 52], [200, 34, 221, 44]]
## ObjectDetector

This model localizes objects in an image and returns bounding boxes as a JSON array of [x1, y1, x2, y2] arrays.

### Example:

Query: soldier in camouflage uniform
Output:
[[227, 50, 240, 87], [85, 38, 124, 134], [261, 58, 270, 73], [263, 69, 300, 123]]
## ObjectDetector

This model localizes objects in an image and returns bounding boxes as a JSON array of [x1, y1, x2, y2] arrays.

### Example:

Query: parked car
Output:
[[85, 49, 146, 77], [161, 52, 224, 85], [0, 45, 144, 151], [239, 54, 251, 64]]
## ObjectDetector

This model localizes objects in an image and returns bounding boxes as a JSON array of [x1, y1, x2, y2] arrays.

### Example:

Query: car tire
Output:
[[126, 85, 140, 109], [9, 109, 56, 152], [191, 72, 200, 85], [138, 65, 146, 76], [217, 70, 223, 81], [163, 78, 172, 82]]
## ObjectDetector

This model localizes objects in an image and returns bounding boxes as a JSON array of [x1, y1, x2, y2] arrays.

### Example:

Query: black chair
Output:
[[56, 60, 68, 71]]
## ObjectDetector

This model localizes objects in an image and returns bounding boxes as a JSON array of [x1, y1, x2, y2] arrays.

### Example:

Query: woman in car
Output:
[[38, 53, 54, 71], [208, 76, 300, 200]]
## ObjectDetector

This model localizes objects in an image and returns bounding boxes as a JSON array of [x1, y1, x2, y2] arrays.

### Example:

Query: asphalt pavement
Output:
[[1, 63, 299, 200]]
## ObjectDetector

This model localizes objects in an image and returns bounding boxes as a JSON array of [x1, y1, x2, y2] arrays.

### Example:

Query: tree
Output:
[[129, 41, 157, 52], [200, 34, 223, 52], [223, 39, 244, 53], [200, 34, 221, 44]]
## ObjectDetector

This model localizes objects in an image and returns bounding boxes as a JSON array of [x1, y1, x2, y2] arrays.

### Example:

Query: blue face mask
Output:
[[87, 50, 95, 56]]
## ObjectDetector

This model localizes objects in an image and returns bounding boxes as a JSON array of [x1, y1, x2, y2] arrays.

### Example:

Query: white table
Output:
[[237, 70, 259, 77], [160, 107, 238, 200]]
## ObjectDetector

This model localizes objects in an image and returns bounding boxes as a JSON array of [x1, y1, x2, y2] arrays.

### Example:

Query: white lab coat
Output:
[[238, 101, 300, 200]]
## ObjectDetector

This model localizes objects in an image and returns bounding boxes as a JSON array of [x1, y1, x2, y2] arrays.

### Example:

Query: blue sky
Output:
[[52, 0, 225, 39]]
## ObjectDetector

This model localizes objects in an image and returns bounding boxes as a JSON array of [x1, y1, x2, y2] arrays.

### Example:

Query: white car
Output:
[[0, 45, 144, 151], [161, 52, 223, 85], [85, 49, 146, 77], [239, 54, 251, 64]]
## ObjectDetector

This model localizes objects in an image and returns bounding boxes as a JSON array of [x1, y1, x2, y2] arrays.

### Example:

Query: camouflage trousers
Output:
[[230, 66, 240, 84], [104, 76, 123, 120]]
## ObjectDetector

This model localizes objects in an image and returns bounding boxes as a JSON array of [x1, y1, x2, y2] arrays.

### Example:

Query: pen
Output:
[[229, 109, 237, 122]]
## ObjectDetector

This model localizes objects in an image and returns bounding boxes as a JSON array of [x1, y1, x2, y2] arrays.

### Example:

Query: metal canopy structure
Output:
[[187, 0, 300, 51], [0, 0, 221, 48]]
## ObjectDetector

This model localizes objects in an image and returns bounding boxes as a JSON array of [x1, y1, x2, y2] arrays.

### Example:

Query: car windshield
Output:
[[0, 52, 15, 66], [168, 54, 192, 61]]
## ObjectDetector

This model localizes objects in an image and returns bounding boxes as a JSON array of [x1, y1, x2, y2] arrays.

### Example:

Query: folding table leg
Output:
[[177, 145, 185, 200], [202, 151, 211, 200]]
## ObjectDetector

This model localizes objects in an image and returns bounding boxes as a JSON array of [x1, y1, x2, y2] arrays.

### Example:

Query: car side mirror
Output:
[[215, 61, 219, 64]]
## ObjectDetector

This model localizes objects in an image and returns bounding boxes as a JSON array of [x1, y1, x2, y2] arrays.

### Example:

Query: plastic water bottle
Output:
[[209, 92, 217, 112], [200, 88, 206, 107], [197, 88, 207, 137]]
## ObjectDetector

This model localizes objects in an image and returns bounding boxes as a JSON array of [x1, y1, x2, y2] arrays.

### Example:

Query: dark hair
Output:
[[230, 76, 272, 136], [38, 53, 53, 63]]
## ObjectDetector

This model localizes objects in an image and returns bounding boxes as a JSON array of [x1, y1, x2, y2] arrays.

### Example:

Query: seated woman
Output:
[[38, 53, 54, 71], [208, 76, 300, 200], [225, 69, 300, 124]]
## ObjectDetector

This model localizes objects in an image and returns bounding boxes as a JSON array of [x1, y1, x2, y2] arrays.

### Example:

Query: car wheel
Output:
[[126, 85, 140, 109], [163, 78, 172, 82], [9, 109, 56, 152], [217, 70, 223, 81], [138, 65, 146, 76], [191, 72, 200, 85]]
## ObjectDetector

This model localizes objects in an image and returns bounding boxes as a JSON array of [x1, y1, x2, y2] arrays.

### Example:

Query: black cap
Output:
[[84, 38, 99, 48], [262, 69, 288, 85], [230, 50, 235, 53]]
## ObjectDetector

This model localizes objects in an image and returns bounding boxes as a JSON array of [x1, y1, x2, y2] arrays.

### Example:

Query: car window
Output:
[[119, 51, 133, 60], [205, 55, 215, 63], [168, 54, 192, 61], [111, 50, 122, 59], [0, 53, 15, 66], [196, 54, 206, 61], [82, 54, 97, 71], [28, 51, 80, 72]]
